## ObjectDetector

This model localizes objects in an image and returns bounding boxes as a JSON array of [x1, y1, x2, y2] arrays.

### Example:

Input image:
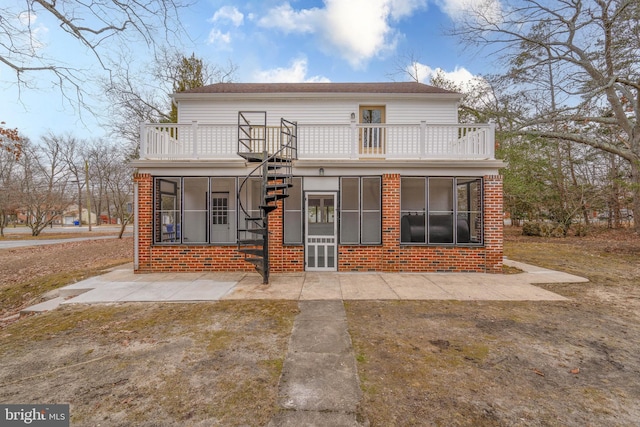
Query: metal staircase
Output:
[[237, 112, 297, 284]]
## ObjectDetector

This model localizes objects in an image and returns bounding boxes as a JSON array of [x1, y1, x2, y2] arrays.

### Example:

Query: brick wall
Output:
[[135, 173, 503, 274]]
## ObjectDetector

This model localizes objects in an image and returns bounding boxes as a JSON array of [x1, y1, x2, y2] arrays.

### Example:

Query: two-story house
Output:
[[132, 82, 504, 283]]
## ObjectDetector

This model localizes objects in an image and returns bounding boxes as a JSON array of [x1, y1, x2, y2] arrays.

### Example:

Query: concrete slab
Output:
[[300, 273, 343, 300], [379, 273, 455, 300], [268, 410, 360, 427], [278, 352, 362, 412], [170, 280, 237, 301], [273, 300, 362, 422], [61, 282, 141, 304], [21, 259, 588, 313], [438, 280, 511, 300], [20, 297, 65, 314], [339, 274, 400, 300], [224, 273, 303, 300]]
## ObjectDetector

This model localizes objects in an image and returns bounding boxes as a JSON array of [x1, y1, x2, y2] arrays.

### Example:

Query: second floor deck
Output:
[[139, 121, 496, 161]]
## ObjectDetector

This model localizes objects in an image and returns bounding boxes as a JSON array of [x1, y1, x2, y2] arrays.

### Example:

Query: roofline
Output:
[[172, 82, 463, 102], [173, 91, 462, 102]]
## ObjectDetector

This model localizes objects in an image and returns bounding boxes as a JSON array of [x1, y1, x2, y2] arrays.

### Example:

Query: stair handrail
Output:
[[236, 115, 298, 238]]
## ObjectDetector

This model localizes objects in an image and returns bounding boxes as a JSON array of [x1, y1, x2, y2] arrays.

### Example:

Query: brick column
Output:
[[484, 175, 504, 273], [134, 173, 153, 272], [382, 174, 401, 271]]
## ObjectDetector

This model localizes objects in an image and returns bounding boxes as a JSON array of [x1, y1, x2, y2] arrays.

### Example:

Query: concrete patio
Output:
[[22, 259, 588, 314]]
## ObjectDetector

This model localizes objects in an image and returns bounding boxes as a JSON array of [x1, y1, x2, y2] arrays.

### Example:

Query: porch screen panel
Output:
[[428, 178, 454, 244], [400, 178, 426, 243], [361, 177, 381, 244], [154, 178, 181, 244], [340, 177, 359, 244], [210, 178, 236, 243], [400, 177, 483, 246], [284, 177, 303, 244], [182, 177, 208, 243], [456, 178, 482, 244]]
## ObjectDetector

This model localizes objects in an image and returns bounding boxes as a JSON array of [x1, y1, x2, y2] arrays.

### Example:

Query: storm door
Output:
[[305, 193, 337, 271]]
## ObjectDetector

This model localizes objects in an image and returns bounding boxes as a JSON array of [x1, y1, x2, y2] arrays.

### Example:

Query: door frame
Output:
[[304, 191, 338, 271], [359, 105, 386, 155]]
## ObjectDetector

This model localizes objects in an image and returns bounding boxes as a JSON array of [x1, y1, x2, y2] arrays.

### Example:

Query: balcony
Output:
[[139, 121, 496, 161]]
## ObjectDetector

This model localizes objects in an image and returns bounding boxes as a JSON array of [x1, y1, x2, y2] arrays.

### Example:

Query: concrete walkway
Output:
[[21, 259, 588, 314], [268, 301, 362, 426]]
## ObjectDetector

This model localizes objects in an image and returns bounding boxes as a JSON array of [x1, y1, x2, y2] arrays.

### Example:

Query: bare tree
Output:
[[105, 152, 135, 238], [0, 125, 23, 236], [452, 0, 640, 232], [17, 138, 72, 236], [104, 48, 237, 153], [1, 0, 190, 109]]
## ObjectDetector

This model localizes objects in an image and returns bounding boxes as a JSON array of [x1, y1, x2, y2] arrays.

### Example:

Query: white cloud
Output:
[[207, 29, 231, 47], [18, 11, 37, 25], [16, 11, 48, 52], [211, 6, 244, 27], [258, 0, 427, 69], [435, 0, 502, 23], [257, 3, 319, 33], [252, 57, 331, 83], [412, 63, 476, 87]]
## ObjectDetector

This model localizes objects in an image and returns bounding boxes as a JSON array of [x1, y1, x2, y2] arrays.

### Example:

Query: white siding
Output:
[[178, 97, 458, 125]]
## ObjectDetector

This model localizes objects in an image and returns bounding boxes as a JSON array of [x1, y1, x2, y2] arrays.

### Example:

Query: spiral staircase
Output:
[[237, 112, 297, 284]]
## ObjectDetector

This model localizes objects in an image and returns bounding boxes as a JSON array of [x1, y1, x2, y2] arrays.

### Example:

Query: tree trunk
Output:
[[631, 158, 640, 234]]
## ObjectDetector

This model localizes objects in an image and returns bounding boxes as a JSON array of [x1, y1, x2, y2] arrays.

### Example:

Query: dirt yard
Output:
[[348, 227, 640, 426], [0, 228, 639, 426]]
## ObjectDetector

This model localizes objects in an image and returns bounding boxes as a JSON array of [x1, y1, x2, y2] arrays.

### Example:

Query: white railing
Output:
[[140, 121, 495, 160]]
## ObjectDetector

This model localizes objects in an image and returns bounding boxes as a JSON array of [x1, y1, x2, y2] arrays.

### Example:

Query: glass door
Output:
[[305, 193, 337, 271], [359, 105, 386, 155]]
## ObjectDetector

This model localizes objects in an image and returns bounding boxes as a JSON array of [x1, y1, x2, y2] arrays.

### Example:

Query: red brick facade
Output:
[[134, 173, 503, 274]]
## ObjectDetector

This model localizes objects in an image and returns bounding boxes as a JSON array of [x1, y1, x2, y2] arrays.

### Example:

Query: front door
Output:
[[359, 105, 386, 155], [305, 193, 337, 271]]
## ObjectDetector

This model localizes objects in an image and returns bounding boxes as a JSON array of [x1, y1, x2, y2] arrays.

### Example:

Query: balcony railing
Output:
[[139, 121, 496, 160]]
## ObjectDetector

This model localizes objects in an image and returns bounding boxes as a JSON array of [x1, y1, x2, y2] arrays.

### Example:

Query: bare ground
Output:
[[1, 228, 639, 426], [348, 227, 640, 426]]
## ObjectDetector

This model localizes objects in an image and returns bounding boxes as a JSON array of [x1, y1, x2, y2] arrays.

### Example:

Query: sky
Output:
[[1, 0, 495, 142]]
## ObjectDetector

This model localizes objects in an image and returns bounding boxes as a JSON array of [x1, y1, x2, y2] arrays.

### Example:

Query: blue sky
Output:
[[1, 0, 493, 142]]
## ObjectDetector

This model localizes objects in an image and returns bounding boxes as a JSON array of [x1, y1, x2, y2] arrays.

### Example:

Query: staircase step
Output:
[[265, 194, 289, 203], [239, 248, 265, 256], [238, 152, 265, 162], [239, 228, 267, 235], [244, 216, 264, 222], [260, 205, 278, 214], [238, 239, 264, 246], [244, 258, 264, 269], [267, 174, 293, 180], [268, 155, 293, 163], [266, 183, 292, 191]]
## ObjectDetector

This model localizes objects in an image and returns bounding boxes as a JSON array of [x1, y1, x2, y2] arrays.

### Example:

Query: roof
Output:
[[178, 82, 458, 95]]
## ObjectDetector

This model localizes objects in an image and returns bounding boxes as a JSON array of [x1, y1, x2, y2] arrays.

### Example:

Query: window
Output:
[[401, 177, 482, 245], [283, 178, 303, 244], [211, 194, 228, 225], [340, 177, 381, 244], [155, 178, 181, 243], [153, 177, 238, 245]]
